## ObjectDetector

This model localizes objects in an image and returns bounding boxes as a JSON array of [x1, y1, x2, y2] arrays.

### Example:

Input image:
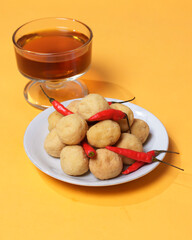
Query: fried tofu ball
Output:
[[77, 93, 109, 120], [116, 133, 143, 165], [110, 103, 134, 132], [87, 120, 121, 148], [89, 149, 123, 180], [60, 145, 89, 176], [56, 113, 88, 145], [131, 119, 150, 144], [48, 111, 63, 131], [67, 100, 81, 113], [44, 128, 65, 157]]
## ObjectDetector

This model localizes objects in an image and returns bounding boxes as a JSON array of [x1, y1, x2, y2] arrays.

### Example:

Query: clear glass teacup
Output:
[[12, 17, 93, 109]]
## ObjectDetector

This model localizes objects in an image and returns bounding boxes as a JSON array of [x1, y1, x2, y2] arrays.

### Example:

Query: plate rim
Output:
[[23, 97, 169, 187]]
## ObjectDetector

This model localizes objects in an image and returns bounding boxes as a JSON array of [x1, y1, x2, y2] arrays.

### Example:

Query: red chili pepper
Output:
[[40, 86, 73, 116], [108, 97, 136, 105], [122, 161, 145, 175], [88, 109, 132, 133], [88, 109, 126, 121], [106, 146, 184, 171], [82, 140, 97, 159], [106, 146, 152, 162]]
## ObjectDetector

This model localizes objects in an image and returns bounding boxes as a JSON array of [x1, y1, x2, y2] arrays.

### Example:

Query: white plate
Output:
[[24, 98, 169, 187]]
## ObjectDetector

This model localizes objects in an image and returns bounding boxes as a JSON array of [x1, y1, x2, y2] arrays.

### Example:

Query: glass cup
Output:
[[12, 17, 93, 109]]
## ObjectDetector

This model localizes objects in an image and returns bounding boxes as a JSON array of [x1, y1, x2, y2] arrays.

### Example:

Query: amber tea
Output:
[[13, 17, 93, 109], [15, 29, 92, 80]]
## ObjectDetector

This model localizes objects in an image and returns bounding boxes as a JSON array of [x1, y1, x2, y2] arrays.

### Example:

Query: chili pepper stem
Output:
[[154, 150, 179, 156], [88, 152, 95, 158], [153, 158, 184, 171], [40, 85, 55, 103], [111, 97, 136, 104], [125, 114, 131, 134], [119, 97, 135, 103]]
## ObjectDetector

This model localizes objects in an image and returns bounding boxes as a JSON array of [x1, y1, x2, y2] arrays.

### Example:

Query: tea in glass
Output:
[[13, 18, 93, 109]]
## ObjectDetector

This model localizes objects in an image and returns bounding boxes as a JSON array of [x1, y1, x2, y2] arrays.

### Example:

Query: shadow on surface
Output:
[[80, 64, 135, 100]]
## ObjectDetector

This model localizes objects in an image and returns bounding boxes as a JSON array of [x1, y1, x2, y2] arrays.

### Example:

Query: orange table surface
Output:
[[1, 0, 192, 239]]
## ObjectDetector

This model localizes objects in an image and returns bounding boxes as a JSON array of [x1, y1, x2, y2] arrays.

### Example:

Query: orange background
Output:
[[1, 0, 192, 239]]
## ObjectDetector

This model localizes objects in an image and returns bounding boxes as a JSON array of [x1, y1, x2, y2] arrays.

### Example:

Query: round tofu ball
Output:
[[77, 93, 109, 120], [67, 100, 81, 113], [56, 113, 88, 145], [116, 133, 143, 165], [48, 111, 63, 131], [87, 120, 121, 148], [60, 145, 89, 176], [131, 119, 150, 144], [110, 103, 134, 132], [44, 128, 65, 157], [89, 149, 123, 180]]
